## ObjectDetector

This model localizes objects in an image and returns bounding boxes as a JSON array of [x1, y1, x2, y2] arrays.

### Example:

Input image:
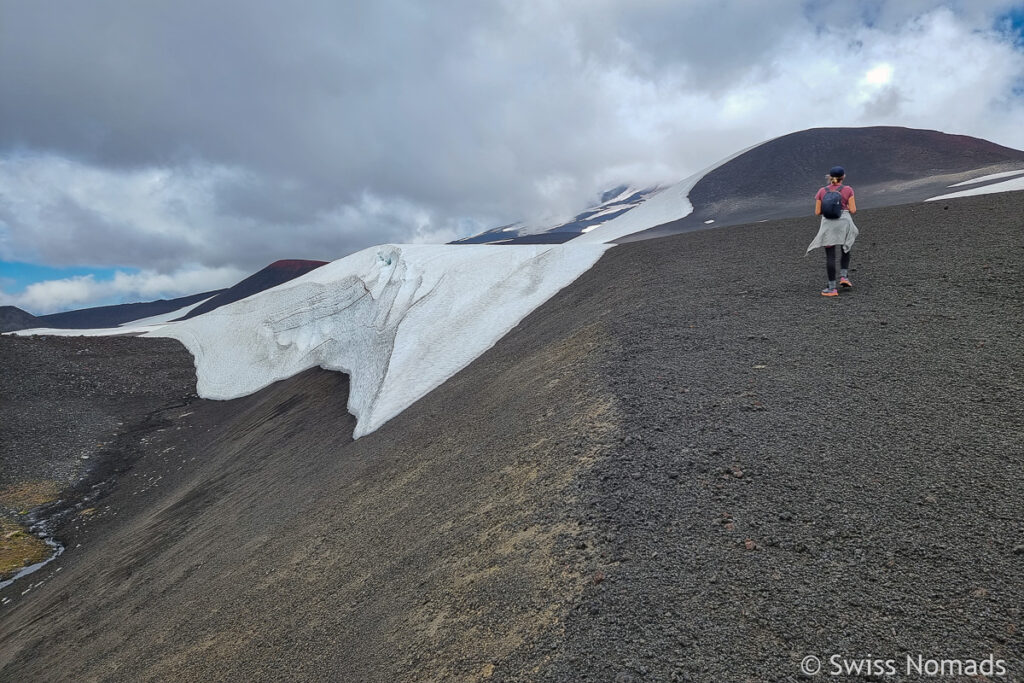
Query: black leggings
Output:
[[824, 245, 851, 281]]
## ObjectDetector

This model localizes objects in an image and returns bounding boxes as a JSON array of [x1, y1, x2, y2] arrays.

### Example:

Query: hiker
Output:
[[807, 165, 859, 297]]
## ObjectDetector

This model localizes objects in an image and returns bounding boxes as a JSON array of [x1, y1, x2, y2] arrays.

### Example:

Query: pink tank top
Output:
[[816, 184, 854, 211]]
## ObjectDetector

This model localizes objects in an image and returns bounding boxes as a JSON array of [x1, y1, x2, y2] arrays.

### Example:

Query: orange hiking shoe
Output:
[[839, 276, 853, 289], [821, 287, 839, 297]]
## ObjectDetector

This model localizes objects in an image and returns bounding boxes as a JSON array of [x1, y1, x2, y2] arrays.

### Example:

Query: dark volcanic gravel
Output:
[[0, 191, 1022, 681], [521, 190, 1024, 681], [0, 335, 196, 492]]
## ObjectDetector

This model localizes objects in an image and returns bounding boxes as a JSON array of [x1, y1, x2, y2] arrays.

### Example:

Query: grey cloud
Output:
[[1, 0, 1022, 281], [591, 1, 810, 86], [0, 192, 190, 270], [861, 85, 906, 119]]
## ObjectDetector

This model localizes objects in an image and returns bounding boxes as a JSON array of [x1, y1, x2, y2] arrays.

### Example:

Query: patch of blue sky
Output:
[[0, 261, 134, 293], [996, 7, 1024, 46], [996, 7, 1024, 99]]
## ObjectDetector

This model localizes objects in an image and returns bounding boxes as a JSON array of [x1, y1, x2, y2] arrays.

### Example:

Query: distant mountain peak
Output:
[[0, 305, 40, 333], [451, 184, 660, 245], [267, 259, 330, 270]]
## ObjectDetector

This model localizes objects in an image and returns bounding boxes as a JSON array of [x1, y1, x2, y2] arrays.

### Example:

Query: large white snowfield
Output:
[[148, 243, 610, 438]]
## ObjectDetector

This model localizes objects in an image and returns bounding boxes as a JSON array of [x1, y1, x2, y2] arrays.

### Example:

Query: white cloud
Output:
[[0, 265, 246, 315], [863, 64, 895, 86]]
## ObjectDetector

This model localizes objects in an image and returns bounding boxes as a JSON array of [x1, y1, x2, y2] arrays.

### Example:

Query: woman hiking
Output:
[[807, 165, 859, 297]]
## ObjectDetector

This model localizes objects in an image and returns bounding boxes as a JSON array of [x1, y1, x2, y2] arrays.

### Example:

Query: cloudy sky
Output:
[[1, 0, 1022, 313]]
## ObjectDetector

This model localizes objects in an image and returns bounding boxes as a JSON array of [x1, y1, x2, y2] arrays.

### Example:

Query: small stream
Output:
[[0, 531, 65, 593]]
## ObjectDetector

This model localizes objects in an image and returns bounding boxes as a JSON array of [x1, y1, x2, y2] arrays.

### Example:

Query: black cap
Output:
[[829, 166, 845, 178]]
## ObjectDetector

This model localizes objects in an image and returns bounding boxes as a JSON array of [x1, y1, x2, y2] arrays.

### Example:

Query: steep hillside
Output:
[[1, 190, 1021, 680], [625, 126, 1024, 240], [0, 296, 618, 680], [35, 290, 222, 330], [0, 306, 39, 333]]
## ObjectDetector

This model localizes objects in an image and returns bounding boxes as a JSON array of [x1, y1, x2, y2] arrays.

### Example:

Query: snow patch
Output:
[[147, 243, 609, 438], [948, 169, 1024, 187], [926, 175, 1024, 201], [9, 296, 217, 337], [10, 323, 164, 337], [118, 296, 216, 327]]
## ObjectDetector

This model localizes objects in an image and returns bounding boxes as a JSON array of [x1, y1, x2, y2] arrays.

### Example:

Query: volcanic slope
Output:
[[178, 259, 328, 320], [33, 290, 222, 330], [1, 191, 1022, 680], [0, 306, 39, 333], [626, 126, 1024, 241]]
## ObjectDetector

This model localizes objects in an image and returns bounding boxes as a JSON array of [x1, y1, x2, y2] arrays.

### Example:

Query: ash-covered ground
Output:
[[1, 191, 1022, 681]]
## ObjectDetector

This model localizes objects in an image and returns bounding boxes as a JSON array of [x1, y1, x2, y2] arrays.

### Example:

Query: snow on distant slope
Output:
[[118, 296, 215, 327], [926, 175, 1024, 201], [9, 323, 161, 337], [947, 169, 1024, 187], [516, 186, 657, 237], [575, 142, 762, 243], [8, 297, 215, 336], [450, 185, 659, 244], [148, 243, 609, 438], [574, 179, 696, 244]]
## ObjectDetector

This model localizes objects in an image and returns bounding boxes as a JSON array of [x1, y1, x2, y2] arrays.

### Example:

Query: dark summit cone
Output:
[[621, 125, 1024, 241]]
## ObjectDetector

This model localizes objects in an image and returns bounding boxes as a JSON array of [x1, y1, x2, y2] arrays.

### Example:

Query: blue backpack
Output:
[[820, 185, 844, 219]]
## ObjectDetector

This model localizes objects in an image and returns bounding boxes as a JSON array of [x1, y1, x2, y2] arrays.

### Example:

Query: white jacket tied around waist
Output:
[[806, 211, 859, 254]]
